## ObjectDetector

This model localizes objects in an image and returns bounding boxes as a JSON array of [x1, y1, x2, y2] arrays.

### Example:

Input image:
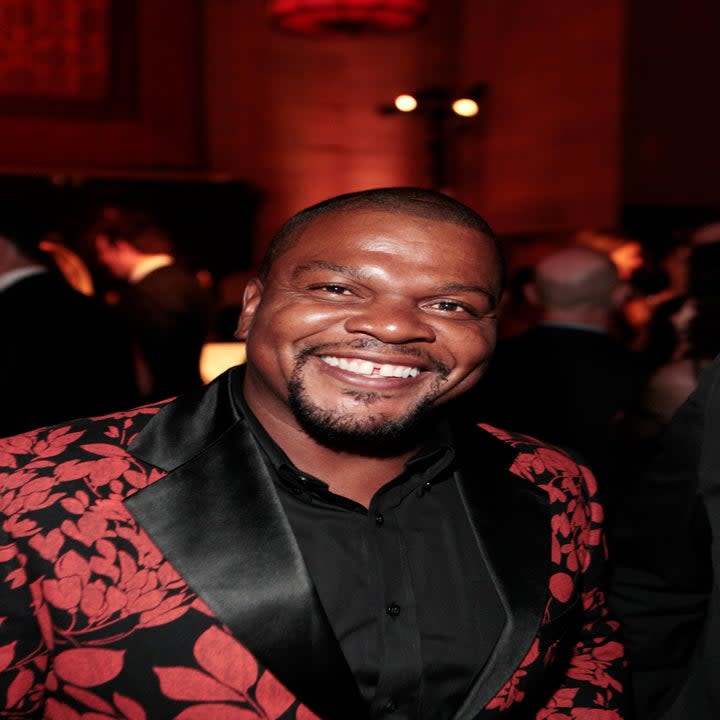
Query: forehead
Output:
[[273, 209, 500, 278]]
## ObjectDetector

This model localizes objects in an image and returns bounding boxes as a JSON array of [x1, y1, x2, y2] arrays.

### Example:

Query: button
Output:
[[383, 699, 397, 713], [375, 513, 384, 526], [386, 602, 401, 617], [424, 481, 432, 492]]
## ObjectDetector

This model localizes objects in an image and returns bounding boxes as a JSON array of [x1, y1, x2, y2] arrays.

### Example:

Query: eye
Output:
[[315, 284, 353, 295], [306, 283, 360, 300], [426, 299, 477, 315]]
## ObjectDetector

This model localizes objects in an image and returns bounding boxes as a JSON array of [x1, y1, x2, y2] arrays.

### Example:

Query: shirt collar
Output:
[[0, 265, 47, 293], [231, 379, 455, 499], [129, 254, 174, 284]]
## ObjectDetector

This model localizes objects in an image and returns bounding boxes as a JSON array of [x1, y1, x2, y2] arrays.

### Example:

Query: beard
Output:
[[287, 342, 450, 456]]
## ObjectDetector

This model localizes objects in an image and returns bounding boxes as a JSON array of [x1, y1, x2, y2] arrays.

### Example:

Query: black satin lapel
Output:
[[126, 416, 365, 720], [129, 366, 243, 471], [451, 425, 550, 719]]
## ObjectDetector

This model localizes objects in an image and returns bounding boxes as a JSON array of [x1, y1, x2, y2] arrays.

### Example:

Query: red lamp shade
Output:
[[267, 0, 429, 33]]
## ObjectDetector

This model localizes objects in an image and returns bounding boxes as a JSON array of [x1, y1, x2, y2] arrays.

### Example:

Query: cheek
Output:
[[246, 302, 346, 356], [445, 324, 497, 367]]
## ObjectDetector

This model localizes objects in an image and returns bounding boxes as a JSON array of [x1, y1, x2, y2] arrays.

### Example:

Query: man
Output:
[[92, 210, 211, 400], [609, 353, 720, 720], [0, 227, 137, 437], [0, 189, 626, 719], [475, 246, 639, 513]]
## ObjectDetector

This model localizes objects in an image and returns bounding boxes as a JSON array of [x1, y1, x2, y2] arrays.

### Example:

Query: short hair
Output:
[[534, 247, 619, 309], [259, 187, 504, 288], [88, 208, 174, 255]]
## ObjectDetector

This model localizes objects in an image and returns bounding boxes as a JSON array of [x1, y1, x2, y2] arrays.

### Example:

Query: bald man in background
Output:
[[474, 246, 641, 512]]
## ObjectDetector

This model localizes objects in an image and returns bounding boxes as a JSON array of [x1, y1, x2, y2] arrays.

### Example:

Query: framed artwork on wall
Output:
[[0, 0, 136, 118], [0, 0, 203, 170]]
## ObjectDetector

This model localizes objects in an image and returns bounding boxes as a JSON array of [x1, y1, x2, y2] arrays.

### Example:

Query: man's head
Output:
[[527, 246, 624, 328], [237, 187, 504, 453], [90, 209, 173, 281]]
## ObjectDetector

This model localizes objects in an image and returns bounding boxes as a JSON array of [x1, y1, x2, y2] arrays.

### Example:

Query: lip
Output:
[[313, 351, 432, 370], [311, 352, 431, 386]]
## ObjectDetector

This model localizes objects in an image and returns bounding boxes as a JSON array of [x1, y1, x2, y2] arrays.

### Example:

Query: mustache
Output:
[[295, 339, 451, 378]]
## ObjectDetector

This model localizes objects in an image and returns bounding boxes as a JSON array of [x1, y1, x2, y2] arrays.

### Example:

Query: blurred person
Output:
[[91, 210, 211, 400], [634, 226, 720, 437], [640, 295, 720, 432], [0, 226, 137, 437], [610, 352, 720, 719], [475, 246, 640, 513], [0, 188, 626, 719]]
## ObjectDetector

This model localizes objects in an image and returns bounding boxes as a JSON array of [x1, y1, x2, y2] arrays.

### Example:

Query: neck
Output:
[[247, 400, 419, 507]]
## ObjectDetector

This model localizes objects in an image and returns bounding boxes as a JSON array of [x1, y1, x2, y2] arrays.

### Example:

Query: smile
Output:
[[320, 356, 421, 378]]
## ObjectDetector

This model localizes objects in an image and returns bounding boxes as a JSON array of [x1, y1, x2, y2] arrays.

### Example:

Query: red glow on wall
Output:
[[267, 0, 428, 33]]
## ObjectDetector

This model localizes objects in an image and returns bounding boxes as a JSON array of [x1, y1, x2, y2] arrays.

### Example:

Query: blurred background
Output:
[[1, 0, 719, 387]]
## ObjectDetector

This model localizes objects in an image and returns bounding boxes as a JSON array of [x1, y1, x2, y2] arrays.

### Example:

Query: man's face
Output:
[[238, 209, 502, 449], [94, 235, 132, 280]]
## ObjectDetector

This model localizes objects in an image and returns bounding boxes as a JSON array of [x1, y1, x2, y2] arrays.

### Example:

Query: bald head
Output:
[[531, 247, 621, 321]]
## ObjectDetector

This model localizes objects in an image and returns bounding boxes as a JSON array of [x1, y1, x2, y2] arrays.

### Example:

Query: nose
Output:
[[343, 297, 436, 344]]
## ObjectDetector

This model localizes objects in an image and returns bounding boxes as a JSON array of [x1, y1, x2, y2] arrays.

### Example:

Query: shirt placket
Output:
[[368, 491, 423, 718]]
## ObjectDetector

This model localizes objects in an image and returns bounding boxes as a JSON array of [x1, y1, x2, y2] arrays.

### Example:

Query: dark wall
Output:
[[623, 0, 720, 213]]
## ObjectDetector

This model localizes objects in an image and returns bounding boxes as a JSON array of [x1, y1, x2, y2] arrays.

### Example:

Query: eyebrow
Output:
[[291, 260, 367, 280], [292, 261, 497, 306]]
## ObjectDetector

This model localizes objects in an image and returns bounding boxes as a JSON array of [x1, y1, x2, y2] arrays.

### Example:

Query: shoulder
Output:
[[0, 401, 171, 498], [479, 422, 598, 501]]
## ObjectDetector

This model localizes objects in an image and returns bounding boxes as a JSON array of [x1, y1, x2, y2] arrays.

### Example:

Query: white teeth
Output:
[[320, 356, 420, 378]]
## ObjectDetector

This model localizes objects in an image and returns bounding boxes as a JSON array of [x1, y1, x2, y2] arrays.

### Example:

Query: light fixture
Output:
[[267, 0, 429, 33], [451, 97, 479, 117], [379, 84, 488, 189], [394, 94, 418, 112]]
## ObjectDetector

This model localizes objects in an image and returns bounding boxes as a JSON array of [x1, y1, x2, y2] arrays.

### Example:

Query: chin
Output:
[[288, 379, 438, 456]]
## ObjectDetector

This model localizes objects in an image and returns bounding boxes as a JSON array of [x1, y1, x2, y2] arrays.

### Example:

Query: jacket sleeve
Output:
[[535, 460, 629, 718], [484, 444, 629, 718], [0, 526, 49, 716]]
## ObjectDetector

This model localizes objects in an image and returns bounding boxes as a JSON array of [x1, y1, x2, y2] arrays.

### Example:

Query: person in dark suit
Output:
[[609, 353, 720, 720], [0, 228, 137, 437], [91, 210, 211, 400], [0, 188, 626, 719], [474, 246, 640, 513]]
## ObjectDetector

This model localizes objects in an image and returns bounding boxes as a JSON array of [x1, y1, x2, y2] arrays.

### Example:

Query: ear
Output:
[[611, 281, 632, 309], [523, 282, 541, 306], [95, 234, 111, 252], [235, 277, 264, 341]]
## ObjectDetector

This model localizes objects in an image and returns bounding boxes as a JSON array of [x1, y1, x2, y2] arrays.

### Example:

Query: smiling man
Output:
[[0, 188, 626, 719]]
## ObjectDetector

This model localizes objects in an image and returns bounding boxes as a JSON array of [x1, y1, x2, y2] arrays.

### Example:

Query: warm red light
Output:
[[267, 0, 429, 33]]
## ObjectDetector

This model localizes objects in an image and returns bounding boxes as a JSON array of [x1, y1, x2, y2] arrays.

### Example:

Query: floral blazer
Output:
[[0, 367, 626, 719]]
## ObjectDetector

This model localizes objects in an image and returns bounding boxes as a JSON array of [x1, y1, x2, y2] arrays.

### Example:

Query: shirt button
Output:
[[386, 602, 401, 617], [383, 699, 397, 713], [375, 513, 384, 526]]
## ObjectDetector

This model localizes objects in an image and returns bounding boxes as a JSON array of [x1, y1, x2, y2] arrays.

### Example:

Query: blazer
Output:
[[609, 354, 720, 719], [0, 367, 626, 719]]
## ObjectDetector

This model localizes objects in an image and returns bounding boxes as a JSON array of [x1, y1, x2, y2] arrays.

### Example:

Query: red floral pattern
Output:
[[0, 407, 625, 718], [481, 425, 626, 718], [0, 408, 318, 719]]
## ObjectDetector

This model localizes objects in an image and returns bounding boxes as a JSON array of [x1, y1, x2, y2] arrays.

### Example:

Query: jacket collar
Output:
[[450, 419, 549, 718], [127, 369, 550, 719], [127, 367, 365, 720]]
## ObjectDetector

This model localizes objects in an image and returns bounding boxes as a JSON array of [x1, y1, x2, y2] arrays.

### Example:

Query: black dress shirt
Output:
[[235, 390, 505, 719]]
